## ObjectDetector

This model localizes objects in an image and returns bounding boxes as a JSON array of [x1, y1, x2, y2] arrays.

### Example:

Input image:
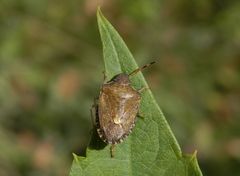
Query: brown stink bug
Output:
[[92, 62, 155, 157]]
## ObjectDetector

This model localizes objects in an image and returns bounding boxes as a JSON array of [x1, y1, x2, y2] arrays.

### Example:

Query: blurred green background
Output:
[[0, 0, 240, 175]]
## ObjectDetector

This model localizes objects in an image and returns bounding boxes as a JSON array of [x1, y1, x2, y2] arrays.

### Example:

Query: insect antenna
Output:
[[128, 61, 156, 77]]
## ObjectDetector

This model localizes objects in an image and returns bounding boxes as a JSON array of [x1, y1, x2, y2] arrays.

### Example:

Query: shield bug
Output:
[[92, 62, 155, 157]]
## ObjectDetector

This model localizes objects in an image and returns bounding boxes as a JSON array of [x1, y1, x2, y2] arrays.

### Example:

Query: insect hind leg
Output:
[[137, 112, 145, 119], [90, 97, 98, 127], [110, 144, 115, 158]]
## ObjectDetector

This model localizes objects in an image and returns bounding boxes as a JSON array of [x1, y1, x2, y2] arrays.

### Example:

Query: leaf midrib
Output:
[[97, 11, 133, 176]]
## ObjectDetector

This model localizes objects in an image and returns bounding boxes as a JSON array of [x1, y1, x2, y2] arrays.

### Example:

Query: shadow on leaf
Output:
[[88, 127, 107, 150]]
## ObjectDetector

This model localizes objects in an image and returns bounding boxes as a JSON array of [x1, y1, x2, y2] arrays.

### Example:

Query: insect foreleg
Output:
[[137, 87, 149, 94]]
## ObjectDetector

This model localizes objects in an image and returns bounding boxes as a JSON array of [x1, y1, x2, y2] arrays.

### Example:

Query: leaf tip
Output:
[[191, 150, 198, 161], [97, 6, 103, 19], [72, 153, 79, 162], [193, 150, 198, 156]]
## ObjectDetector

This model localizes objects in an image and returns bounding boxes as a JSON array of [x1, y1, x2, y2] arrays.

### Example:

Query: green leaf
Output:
[[69, 8, 202, 176]]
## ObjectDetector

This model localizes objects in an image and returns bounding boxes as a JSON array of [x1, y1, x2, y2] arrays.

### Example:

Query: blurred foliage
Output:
[[0, 0, 239, 175]]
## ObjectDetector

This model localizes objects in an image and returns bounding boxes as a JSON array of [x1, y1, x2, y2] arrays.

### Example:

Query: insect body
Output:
[[94, 62, 155, 157]]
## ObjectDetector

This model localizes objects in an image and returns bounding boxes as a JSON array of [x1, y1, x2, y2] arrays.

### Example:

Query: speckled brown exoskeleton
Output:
[[91, 62, 155, 157]]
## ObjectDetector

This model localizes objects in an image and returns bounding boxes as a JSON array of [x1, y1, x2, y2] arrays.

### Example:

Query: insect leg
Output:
[[90, 106, 95, 126], [110, 144, 115, 158], [129, 61, 156, 76], [90, 97, 98, 126], [102, 70, 107, 83], [137, 113, 145, 119], [137, 87, 149, 93]]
